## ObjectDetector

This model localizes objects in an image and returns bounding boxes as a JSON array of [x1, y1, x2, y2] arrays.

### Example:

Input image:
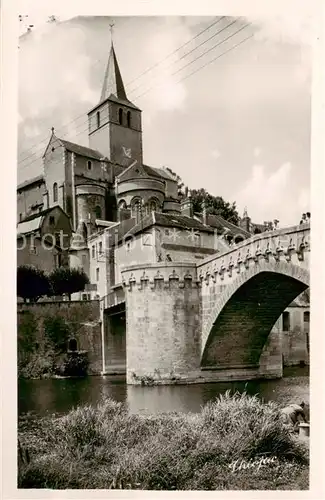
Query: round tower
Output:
[[75, 184, 106, 230]]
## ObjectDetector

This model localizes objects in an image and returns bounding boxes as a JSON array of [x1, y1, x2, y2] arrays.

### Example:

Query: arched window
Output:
[[87, 160, 92, 171], [118, 108, 123, 125], [53, 182, 58, 202], [127, 111, 131, 128], [68, 338, 77, 352], [118, 200, 127, 210], [147, 198, 159, 215], [131, 198, 142, 220], [96, 111, 100, 128], [94, 205, 102, 219]]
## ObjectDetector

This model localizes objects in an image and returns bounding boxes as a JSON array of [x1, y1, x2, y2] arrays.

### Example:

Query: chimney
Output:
[[202, 198, 207, 225], [181, 190, 193, 218]]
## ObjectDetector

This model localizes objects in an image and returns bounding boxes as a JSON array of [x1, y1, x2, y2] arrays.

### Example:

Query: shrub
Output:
[[43, 316, 71, 352], [56, 352, 89, 377], [18, 393, 309, 490]]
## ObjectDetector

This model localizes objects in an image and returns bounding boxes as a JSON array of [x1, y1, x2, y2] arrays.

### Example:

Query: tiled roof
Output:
[[150, 167, 175, 181], [117, 162, 170, 183], [104, 94, 141, 111], [119, 212, 215, 243], [17, 217, 43, 235], [20, 206, 54, 223], [59, 139, 104, 160], [142, 164, 168, 180], [17, 174, 44, 191], [206, 214, 251, 238], [155, 213, 215, 232]]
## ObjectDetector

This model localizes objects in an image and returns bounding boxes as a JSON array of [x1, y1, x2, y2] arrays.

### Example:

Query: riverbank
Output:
[[18, 392, 308, 490]]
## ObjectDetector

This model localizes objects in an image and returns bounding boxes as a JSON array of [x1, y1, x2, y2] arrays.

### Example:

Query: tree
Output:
[[164, 169, 239, 223], [17, 266, 51, 303], [190, 188, 239, 224], [49, 267, 89, 300]]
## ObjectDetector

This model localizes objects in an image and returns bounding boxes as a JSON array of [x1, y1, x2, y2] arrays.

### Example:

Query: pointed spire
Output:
[[100, 26, 127, 102]]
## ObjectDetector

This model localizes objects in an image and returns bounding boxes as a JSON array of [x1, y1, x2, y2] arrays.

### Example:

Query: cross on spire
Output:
[[109, 21, 115, 44]]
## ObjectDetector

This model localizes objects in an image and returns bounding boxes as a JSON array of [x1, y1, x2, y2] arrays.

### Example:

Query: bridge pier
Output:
[[122, 263, 202, 385], [258, 329, 283, 379]]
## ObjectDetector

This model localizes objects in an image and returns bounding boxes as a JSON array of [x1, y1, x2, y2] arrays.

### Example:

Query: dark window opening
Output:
[[96, 111, 100, 128], [282, 311, 290, 331], [19, 213, 22, 222], [49, 216, 55, 225], [127, 111, 131, 127], [118, 108, 123, 125], [304, 311, 310, 323], [68, 338, 78, 352], [87, 160, 92, 171], [53, 183, 58, 202], [94, 205, 102, 219]]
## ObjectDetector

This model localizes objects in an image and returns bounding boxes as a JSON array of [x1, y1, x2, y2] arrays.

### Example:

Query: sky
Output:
[[17, 12, 313, 226]]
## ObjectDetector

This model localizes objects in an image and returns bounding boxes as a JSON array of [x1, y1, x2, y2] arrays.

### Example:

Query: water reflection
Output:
[[18, 366, 309, 418]]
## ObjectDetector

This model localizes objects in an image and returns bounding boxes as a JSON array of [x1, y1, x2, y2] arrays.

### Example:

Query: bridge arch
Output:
[[201, 261, 309, 369]]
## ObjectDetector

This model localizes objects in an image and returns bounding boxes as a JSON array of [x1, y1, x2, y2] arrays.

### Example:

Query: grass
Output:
[[18, 392, 309, 490]]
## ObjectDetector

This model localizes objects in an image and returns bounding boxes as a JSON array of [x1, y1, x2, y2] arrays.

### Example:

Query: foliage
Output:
[[19, 350, 56, 379], [17, 266, 51, 302], [164, 168, 239, 223], [18, 312, 38, 354], [18, 393, 308, 490], [56, 352, 89, 377], [49, 267, 89, 299], [43, 316, 71, 352], [190, 188, 239, 224]]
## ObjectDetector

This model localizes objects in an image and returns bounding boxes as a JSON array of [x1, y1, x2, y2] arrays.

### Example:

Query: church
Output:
[[17, 39, 255, 297]]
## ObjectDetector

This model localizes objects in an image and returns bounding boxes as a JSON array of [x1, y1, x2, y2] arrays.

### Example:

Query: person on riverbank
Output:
[[281, 402, 307, 431]]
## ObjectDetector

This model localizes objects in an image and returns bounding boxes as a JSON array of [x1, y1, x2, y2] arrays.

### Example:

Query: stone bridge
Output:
[[120, 223, 310, 385]]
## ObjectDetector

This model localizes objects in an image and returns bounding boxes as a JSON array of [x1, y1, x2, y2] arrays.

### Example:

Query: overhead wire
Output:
[[18, 16, 223, 162], [18, 21, 255, 177]]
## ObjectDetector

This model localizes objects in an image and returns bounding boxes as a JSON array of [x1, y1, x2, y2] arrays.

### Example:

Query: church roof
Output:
[[58, 139, 104, 161], [150, 167, 175, 181], [17, 174, 44, 192], [117, 162, 171, 183]]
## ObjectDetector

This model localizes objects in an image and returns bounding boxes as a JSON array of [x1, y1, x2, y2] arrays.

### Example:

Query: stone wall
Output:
[[122, 263, 201, 384], [17, 300, 102, 374]]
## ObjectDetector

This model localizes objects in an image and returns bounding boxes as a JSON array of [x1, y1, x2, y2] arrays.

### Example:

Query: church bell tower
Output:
[[87, 30, 143, 167]]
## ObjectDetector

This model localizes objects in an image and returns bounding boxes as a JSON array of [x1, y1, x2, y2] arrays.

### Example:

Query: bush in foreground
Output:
[[18, 392, 309, 490]]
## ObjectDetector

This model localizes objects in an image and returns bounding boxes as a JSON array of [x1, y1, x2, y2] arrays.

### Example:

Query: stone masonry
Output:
[[121, 224, 310, 384]]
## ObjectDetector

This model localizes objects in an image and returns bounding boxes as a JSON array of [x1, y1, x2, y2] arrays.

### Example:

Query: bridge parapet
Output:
[[102, 287, 125, 310], [197, 224, 310, 286], [121, 262, 199, 290]]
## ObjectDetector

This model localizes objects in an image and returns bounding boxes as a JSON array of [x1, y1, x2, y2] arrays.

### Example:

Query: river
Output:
[[18, 366, 309, 418]]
